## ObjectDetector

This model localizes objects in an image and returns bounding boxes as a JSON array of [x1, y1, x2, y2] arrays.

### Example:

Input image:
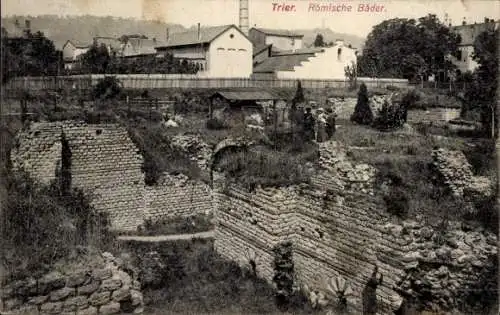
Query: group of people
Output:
[[302, 106, 337, 142]]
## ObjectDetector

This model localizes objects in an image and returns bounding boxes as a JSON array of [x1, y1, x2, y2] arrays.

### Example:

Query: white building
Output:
[[253, 40, 358, 80], [62, 40, 90, 70], [155, 25, 253, 78], [248, 28, 303, 52], [449, 19, 499, 73]]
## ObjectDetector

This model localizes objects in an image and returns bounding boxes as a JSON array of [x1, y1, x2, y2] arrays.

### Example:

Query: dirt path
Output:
[[117, 230, 214, 242]]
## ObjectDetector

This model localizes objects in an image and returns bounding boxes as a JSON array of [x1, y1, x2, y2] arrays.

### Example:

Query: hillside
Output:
[[1, 15, 366, 51], [298, 27, 365, 49]]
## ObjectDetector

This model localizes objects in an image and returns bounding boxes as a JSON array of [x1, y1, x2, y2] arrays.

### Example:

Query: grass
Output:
[[118, 214, 214, 236], [118, 239, 320, 315]]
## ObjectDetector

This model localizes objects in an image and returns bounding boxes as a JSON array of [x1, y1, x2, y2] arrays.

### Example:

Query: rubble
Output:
[[169, 134, 213, 171]]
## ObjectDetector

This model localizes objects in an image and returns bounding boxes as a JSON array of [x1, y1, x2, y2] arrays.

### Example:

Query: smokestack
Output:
[[239, 0, 249, 36], [25, 20, 30, 31], [197, 23, 201, 41], [166, 28, 169, 42]]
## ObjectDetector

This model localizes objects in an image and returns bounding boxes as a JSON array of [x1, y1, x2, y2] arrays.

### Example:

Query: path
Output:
[[117, 230, 214, 242]]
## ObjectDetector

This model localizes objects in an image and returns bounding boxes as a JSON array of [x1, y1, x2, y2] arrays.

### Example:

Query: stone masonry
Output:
[[0, 252, 144, 315], [213, 142, 498, 314], [10, 121, 213, 232]]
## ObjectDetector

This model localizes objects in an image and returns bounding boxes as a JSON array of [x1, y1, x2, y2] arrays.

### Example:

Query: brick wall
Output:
[[11, 122, 213, 232], [213, 143, 497, 314]]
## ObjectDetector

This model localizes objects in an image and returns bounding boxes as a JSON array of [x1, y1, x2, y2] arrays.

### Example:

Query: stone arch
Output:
[[209, 137, 251, 173]]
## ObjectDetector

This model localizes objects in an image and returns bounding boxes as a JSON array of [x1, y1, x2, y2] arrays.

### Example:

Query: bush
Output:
[[206, 117, 229, 130], [1, 169, 112, 282], [372, 99, 406, 131], [92, 76, 122, 100], [383, 187, 410, 218], [272, 241, 295, 311], [351, 83, 373, 125]]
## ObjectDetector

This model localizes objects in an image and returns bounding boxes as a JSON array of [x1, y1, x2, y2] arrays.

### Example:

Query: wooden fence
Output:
[[3, 75, 409, 92]]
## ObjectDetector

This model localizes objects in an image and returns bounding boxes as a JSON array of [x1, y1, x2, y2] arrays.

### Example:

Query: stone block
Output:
[[50, 287, 75, 301], [63, 296, 89, 311], [1, 284, 14, 299], [99, 279, 122, 292], [7, 305, 40, 315], [98, 302, 121, 315], [115, 270, 132, 286], [133, 306, 145, 314], [88, 291, 110, 306], [77, 280, 100, 296], [3, 298, 22, 310], [28, 295, 49, 305], [40, 301, 63, 314], [76, 306, 98, 315], [66, 271, 90, 287], [39, 272, 66, 294], [92, 268, 112, 281], [111, 285, 131, 302], [130, 290, 143, 306]]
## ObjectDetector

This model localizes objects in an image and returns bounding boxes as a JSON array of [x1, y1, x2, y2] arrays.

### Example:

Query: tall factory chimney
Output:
[[239, 0, 249, 36]]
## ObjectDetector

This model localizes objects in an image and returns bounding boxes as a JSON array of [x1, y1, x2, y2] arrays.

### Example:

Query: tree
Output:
[[464, 27, 498, 138], [314, 34, 325, 47], [1, 30, 61, 82], [81, 43, 110, 74], [292, 80, 305, 105], [351, 83, 373, 125], [358, 15, 460, 79]]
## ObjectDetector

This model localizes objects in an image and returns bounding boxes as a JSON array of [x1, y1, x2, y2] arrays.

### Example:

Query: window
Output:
[[228, 48, 235, 51], [229, 34, 234, 39], [238, 49, 246, 51], [337, 48, 342, 61], [217, 47, 225, 51]]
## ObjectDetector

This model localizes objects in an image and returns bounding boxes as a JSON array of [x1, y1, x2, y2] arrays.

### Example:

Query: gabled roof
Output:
[[63, 40, 91, 49], [251, 28, 304, 38], [253, 44, 272, 56], [211, 90, 282, 101], [122, 38, 163, 57], [253, 53, 315, 73], [452, 21, 499, 46], [156, 25, 246, 48], [94, 37, 122, 51]]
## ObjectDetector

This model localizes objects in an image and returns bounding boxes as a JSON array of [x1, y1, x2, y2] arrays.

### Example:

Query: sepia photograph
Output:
[[0, 0, 499, 314]]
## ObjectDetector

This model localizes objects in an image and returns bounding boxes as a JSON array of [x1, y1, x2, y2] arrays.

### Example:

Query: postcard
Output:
[[1, 1, 499, 315]]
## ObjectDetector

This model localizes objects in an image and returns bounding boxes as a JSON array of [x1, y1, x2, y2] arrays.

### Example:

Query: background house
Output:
[[62, 40, 90, 70], [253, 39, 357, 80], [449, 18, 499, 73], [121, 37, 161, 60], [248, 28, 303, 52], [155, 24, 253, 78], [93, 36, 123, 57]]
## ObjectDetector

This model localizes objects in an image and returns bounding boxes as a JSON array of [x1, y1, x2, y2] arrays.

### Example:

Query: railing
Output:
[[3, 75, 410, 91]]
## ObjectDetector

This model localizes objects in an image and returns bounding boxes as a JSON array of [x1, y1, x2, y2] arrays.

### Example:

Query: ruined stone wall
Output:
[[213, 173, 296, 282], [145, 174, 213, 222], [10, 122, 213, 232], [213, 142, 498, 314], [0, 252, 144, 315]]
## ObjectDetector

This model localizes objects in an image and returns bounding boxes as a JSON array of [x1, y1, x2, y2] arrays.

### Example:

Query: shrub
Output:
[[206, 117, 229, 130], [92, 76, 122, 100], [272, 241, 295, 311], [351, 83, 373, 125], [1, 169, 112, 282], [383, 187, 410, 218], [372, 99, 405, 131]]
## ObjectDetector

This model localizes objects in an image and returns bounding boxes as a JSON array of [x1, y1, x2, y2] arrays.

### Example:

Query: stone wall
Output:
[[213, 142, 498, 314], [10, 122, 213, 232], [0, 252, 144, 315]]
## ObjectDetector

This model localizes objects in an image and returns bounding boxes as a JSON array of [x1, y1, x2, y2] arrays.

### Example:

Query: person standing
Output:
[[362, 265, 383, 315], [316, 108, 327, 142], [303, 107, 315, 141], [326, 107, 337, 139]]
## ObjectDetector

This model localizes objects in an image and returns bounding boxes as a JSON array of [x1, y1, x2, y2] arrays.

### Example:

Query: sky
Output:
[[2, 0, 499, 37]]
